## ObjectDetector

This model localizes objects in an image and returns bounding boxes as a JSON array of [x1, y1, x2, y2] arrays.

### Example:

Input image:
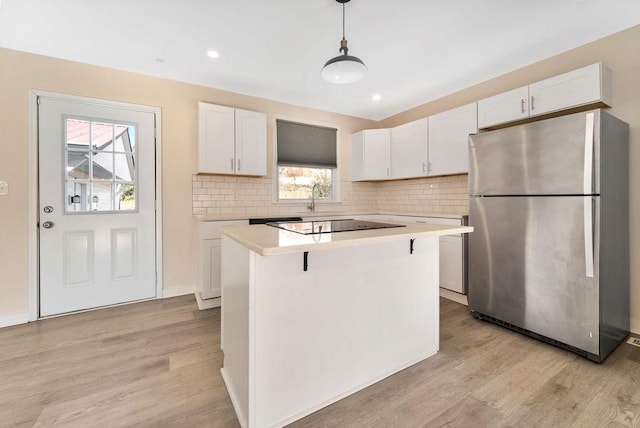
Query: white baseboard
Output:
[[631, 318, 640, 335], [0, 312, 30, 329], [162, 285, 196, 299], [439, 288, 468, 306], [195, 292, 221, 310]]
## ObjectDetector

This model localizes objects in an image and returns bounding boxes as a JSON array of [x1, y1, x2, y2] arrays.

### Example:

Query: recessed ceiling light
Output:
[[372, 94, 381, 101], [155, 58, 165, 63], [207, 50, 220, 59]]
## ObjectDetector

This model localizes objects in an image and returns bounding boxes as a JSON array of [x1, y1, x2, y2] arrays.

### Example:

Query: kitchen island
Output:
[[220, 221, 473, 428]]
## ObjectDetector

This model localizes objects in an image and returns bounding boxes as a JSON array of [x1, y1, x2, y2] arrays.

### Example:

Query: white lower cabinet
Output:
[[439, 235, 463, 293], [387, 215, 466, 294], [200, 220, 248, 299]]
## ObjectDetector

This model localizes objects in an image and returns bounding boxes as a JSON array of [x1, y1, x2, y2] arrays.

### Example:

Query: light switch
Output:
[[0, 181, 8, 196]]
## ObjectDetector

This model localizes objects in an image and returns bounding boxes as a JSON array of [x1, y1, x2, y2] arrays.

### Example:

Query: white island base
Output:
[[221, 233, 440, 428]]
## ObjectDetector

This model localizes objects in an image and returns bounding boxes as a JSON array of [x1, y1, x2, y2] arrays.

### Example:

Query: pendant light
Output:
[[321, 0, 367, 84]]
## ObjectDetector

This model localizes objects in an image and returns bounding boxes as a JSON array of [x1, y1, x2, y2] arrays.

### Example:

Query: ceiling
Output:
[[1, 0, 639, 121]]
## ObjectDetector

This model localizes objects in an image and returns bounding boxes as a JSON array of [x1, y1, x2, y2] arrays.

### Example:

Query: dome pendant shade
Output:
[[321, 52, 367, 84], [321, 0, 367, 84]]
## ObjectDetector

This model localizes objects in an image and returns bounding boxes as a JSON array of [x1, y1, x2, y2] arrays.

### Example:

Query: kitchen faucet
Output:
[[308, 183, 320, 212]]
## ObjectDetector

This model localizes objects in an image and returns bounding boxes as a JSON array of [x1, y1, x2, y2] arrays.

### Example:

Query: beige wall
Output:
[[378, 25, 640, 330], [2, 23, 639, 330], [0, 47, 374, 317]]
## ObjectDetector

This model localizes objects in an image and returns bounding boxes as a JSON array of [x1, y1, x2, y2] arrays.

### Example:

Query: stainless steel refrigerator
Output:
[[468, 109, 629, 362]]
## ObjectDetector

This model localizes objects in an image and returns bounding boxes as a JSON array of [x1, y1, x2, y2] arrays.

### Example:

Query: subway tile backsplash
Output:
[[192, 174, 468, 217]]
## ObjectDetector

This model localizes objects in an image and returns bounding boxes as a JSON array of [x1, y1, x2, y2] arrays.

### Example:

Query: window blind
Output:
[[276, 119, 337, 168]]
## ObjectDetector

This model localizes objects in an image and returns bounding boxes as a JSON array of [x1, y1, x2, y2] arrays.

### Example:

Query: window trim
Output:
[[272, 115, 341, 204]]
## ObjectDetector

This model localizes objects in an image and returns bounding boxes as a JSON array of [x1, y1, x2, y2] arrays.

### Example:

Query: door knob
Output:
[[42, 221, 54, 229]]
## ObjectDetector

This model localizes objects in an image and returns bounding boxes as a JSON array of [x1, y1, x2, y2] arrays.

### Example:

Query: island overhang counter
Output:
[[220, 221, 473, 428]]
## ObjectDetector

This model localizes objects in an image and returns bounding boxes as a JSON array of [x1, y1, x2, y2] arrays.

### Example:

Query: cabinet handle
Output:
[[423, 162, 426, 173], [237, 159, 241, 171], [530, 96, 536, 111], [387, 167, 390, 177], [428, 162, 432, 174], [230, 158, 234, 170], [521, 99, 526, 113]]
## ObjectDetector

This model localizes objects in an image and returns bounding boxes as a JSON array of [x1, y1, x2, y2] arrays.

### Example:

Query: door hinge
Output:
[[154, 127, 157, 138]]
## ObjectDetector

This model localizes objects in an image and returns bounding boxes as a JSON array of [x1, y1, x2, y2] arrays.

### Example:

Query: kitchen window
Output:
[[276, 119, 337, 201]]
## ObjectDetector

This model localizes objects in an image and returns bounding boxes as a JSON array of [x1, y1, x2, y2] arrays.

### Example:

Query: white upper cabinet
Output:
[[351, 129, 390, 181], [198, 103, 235, 174], [528, 62, 611, 117], [478, 62, 612, 129], [477, 86, 529, 129], [390, 118, 428, 179], [428, 102, 477, 176], [234, 109, 267, 175], [198, 102, 267, 175]]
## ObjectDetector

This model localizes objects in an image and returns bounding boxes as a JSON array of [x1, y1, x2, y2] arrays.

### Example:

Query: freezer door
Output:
[[468, 196, 600, 355], [469, 110, 600, 196]]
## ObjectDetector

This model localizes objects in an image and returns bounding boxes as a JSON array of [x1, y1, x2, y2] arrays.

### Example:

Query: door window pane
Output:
[[66, 150, 90, 180], [66, 119, 91, 147], [115, 183, 136, 211], [91, 121, 114, 151], [91, 150, 114, 181], [64, 117, 137, 213], [114, 153, 134, 181]]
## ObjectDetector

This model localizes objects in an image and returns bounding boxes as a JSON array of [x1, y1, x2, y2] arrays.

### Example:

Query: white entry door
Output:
[[38, 96, 158, 317]]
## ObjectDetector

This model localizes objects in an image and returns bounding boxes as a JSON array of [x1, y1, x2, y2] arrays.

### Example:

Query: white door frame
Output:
[[28, 90, 163, 320]]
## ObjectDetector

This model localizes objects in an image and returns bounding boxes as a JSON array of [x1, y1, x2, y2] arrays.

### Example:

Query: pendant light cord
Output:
[[339, 1, 348, 55], [342, 2, 346, 40]]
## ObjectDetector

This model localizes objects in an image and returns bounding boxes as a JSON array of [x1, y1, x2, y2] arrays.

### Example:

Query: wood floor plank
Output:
[[1, 295, 639, 427]]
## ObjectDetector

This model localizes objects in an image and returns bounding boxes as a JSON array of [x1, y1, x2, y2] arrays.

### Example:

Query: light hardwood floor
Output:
[[1, 295, 639, 427]]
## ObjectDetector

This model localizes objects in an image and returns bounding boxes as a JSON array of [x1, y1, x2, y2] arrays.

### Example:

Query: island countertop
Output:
[[222, 221, 473, 256]]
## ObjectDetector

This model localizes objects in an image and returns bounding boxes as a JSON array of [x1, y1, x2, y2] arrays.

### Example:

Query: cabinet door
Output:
[[529, 63, 609, 117], [235, 108, 267, 176], [439, 235, 463, 293], [477, 86, 529, 129], [202, 239, 222, 299], [363, 129, 391, 180], [351, 131, 365, 181], [198, 102, 235, 173], [390, 118, 428, 179], [428, 103, 477, 176]]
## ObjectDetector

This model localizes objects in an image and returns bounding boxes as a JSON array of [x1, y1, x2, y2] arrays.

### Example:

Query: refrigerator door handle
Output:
[[583, 112, 595, 278], [584, 196, 594, 278], [583, 112, 595, 194]]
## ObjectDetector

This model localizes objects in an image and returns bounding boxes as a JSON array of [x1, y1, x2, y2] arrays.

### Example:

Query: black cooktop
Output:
[[266, 219, 405, 235]]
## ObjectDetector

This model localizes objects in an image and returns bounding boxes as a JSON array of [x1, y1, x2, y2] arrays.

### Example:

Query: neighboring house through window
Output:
[[276, 119, 337, 201]]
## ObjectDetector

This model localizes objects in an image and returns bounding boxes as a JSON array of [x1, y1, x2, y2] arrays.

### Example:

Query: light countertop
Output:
[[195, 211, 467, 222], [222, 222, 473, 256]]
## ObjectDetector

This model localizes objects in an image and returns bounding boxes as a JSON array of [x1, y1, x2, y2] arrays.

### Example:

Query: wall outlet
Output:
[[0, 181, 8, 195]]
